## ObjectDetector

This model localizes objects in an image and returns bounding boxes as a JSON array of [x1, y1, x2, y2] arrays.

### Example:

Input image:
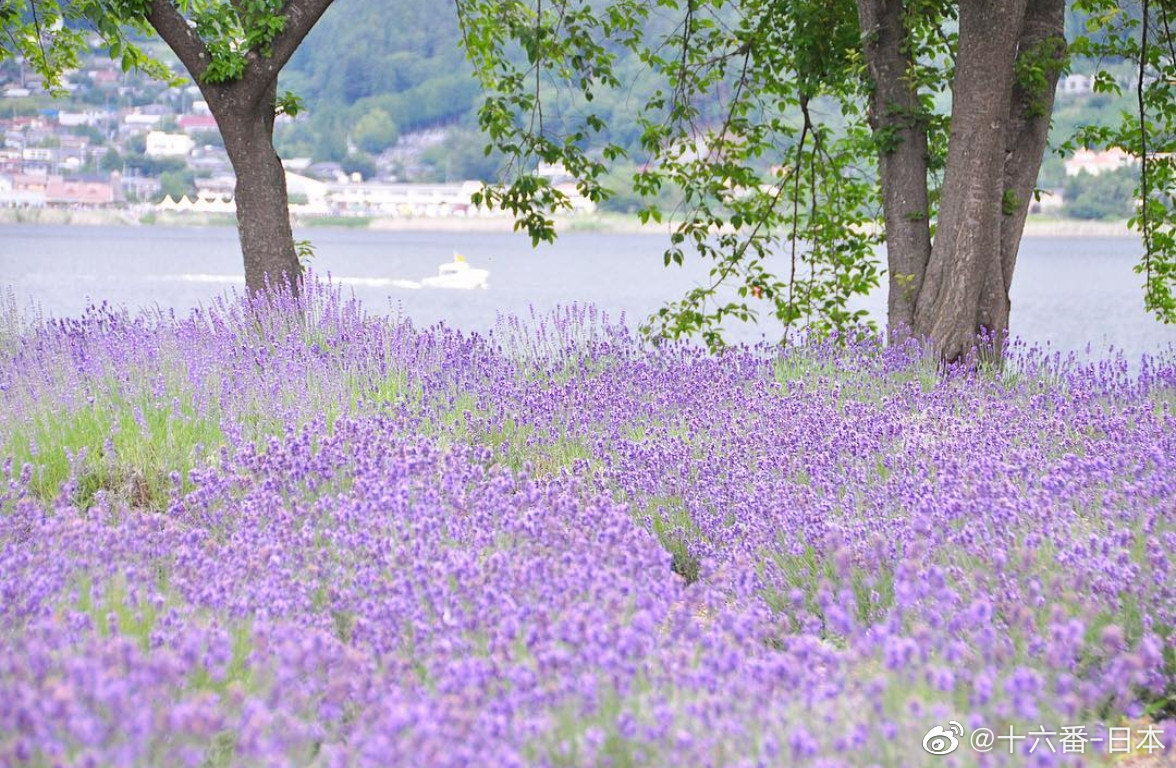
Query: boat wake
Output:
[[166, 274, 422, 289]]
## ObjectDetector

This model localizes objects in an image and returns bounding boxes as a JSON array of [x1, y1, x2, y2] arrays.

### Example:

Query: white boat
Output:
[[420, 253, 490, 290]]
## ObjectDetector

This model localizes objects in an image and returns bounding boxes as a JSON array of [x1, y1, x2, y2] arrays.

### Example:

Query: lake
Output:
[[1, 223, 1173, 361]]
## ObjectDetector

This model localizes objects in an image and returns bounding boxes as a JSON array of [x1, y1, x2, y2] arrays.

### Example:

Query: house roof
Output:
[[178, 114, 219, 132], [46, 176, 115, 205]]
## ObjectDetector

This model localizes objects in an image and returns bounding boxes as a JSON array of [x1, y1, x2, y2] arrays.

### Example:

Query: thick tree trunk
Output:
[[911, 0, 1029, 362], [144, 0, 336, 299], [856, 0, 933, 336], [216, 83, 301, 296], [978, 0, 1067, 339], [860, 0, 1065, 362]]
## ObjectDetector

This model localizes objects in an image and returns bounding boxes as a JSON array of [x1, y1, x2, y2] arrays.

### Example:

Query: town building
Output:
[[46, 175, 116, 207], [1064, 147, 1137, 177], [145, 131, 195, 158], [1057, 73, 1093, 97], [178, 114, 219, 134]]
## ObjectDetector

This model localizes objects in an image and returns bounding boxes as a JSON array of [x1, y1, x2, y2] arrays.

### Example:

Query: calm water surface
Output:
[[1, 224, 1173, 362]]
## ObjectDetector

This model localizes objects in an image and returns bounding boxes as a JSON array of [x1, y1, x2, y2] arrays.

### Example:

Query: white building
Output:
[[123, 113, 163, 130], [554, 181, 597, 215], [58, 111, 105, 128], [157, 172, 331, 216], [286, 172, 330, 215], [1057, 74, 1093, 97], [145, 131, 195, 158], [157, 192, 236, 214], [326, 180, 490, 218], [1064, 147, 1136, 177], [0, 174, 48, 207], [1028, 188, 1065, 214]]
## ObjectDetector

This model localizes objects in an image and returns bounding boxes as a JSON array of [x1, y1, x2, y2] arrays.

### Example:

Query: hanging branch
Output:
[[1139, 0, 1152, 298]]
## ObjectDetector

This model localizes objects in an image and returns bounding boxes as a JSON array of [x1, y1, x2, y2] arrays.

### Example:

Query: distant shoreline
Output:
[[0, 207, 1135, 238], [0, 207, 668, 235], [1020, 218, 1132, 237]]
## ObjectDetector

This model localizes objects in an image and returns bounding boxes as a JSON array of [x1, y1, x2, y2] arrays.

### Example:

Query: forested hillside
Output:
[[274, 0, 681, 181], [276, 0, 480, 162], [273, 0, 1138, 207]]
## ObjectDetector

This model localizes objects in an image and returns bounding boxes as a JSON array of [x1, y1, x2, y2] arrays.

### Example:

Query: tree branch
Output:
[[855, 0, 932, 335], [146, 0, 211, 81], [246, 0, 336, 89], [1139, 0, 1152, 296]]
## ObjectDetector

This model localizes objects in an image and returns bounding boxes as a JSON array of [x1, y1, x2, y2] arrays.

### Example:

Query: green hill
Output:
[[276, 0, 480, 162]]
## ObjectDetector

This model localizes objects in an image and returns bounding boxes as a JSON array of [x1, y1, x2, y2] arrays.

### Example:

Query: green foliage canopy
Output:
[[277, 0, 480, 162], [0, 0, 175, 89], [456, 0, 1176, 346], [1064, 168, 1138, 220], [458, 0, 892, 348], [351, 106, 399, 155]]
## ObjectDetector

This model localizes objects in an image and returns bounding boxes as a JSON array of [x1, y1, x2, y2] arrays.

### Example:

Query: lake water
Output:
[[1, 224, 1173, 361]]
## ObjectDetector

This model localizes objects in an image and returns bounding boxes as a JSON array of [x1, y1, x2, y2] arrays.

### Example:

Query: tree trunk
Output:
[[910, 0, 1029, 362], [857, 0, 933, 336], [978, 0, 1067, 341], [860, 0, 1066, 362], [143, 0, 336, 299], [215, 83, 301, 296]]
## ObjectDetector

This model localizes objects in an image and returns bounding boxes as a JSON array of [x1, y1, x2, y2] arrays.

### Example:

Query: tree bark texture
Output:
[[856, 0, 932, 335], [217, 83, 300, 296], [858, 0, 1065, 362], [912, 0, 1028, 361], [980, 0, 1067, 338]]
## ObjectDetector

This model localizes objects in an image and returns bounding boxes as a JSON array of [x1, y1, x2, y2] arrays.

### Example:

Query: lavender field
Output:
[[0, 282, 1173, 767]]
